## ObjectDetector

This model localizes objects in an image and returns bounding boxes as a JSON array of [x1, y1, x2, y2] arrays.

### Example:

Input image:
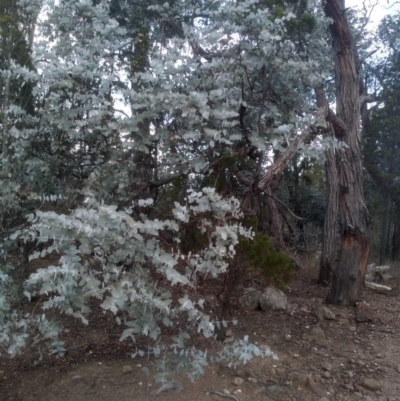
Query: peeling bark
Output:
[[324, 0, 371, 305]]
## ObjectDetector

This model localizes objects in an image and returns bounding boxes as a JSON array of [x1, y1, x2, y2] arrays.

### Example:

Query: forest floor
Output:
[[2, 262, 400, 401]]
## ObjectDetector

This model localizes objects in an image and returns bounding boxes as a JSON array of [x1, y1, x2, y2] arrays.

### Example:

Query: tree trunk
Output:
[[325, 0, 371, 305], [315, 88, 339, 285], [319, 145, 339, 284]]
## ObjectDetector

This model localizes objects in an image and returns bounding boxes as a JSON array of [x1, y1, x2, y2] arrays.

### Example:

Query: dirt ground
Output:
[[2, 267, 400, 401]]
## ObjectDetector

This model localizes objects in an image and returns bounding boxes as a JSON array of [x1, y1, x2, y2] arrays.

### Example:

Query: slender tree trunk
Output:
[[325, 0, 371, 305]]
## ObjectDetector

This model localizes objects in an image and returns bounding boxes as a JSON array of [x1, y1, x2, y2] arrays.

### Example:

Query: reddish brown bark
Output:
[[324, 0, 370, 305]]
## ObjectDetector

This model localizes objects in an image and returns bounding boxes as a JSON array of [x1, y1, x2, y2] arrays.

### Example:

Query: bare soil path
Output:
[[2, 269, 400, 401]]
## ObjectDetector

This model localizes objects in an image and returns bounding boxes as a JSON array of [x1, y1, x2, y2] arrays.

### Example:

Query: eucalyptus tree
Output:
[[0, 0, 343, 385]]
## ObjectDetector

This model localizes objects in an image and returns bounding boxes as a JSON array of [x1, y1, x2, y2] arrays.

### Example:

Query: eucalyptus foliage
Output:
[[0, 0, 336, 387]]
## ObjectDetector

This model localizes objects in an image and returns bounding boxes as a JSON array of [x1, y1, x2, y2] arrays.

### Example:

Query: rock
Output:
[[322, 371, 331, 379], [233, 377, 244, 386], [259, 343, 270, 352], [122, 365, 133, 374], [356, 302, 374, 322], [226, 329, 233, 337], [316, 306, 336, 321], [306, 375, 321, 394], [365, 281, 391, 293], [319, 398, 330, 401], [366, 263, 376, 272], [259, 286, 287, 311], [238, 288, 262, 310], [309, 326, 326, 339], [396, 365, 400, 373], [321, 361, 333, 371], [361, 378, 381, 391], [72, 375, 83, 380], [375, 265, 390, 273], [266, 384, 284, 395], [291, 372, 308, 385], [276, 367, 286, 375]]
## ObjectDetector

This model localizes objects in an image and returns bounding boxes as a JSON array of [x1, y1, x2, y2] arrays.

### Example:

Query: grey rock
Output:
[[319, 398, 330, 401], [276, 367, 286, 375], [322, 371, 331, 379], [321, 361, 333, 371], [365, 397, 373, 401], [266, 384, 284, 395], [344, 383, 354, 391], [367, 263, 376, 272], [72, 375, 83, 380], [316, 306, 336, 321], [309, 326, 326, 339], [259, 286, 287, 311], [356, 302, 374, 322], [238, 288, 262, 310], [259, 343, 270, 352], [233, 377, 244, 386], [361, 378, 381, 390], [291, 372, 308, 385], [122, 365, 133, 374]]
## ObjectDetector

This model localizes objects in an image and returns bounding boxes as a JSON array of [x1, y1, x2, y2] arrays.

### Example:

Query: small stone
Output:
[[319, 398, 330, 401], [306, 376, 321, 394], [266, 384, 284, 395], [346, 371, 354, 378], [292, 373, 308, 385], [365, 397, 373, 401], [72, 375, 83, 380], [233, 377, 244, 386], [321, 361, 333, 371], [259, 344, 270, 351], [259, 286, 287, 311], [310, 326, 326, 339], [226, 329, 233, 337], [396, 365, 400, 373], [270, 368, 276, 375], [316, 306, 336, 321], [122, 365, 133, 374], [322, 371, 331, 379], [344, 383, 354, 391], [276, 367, 286, 375], [248, 377, 258, 383], [238, 288, 262, 310], [361, 378, 381, 391], [356, 302, 374, 322]]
